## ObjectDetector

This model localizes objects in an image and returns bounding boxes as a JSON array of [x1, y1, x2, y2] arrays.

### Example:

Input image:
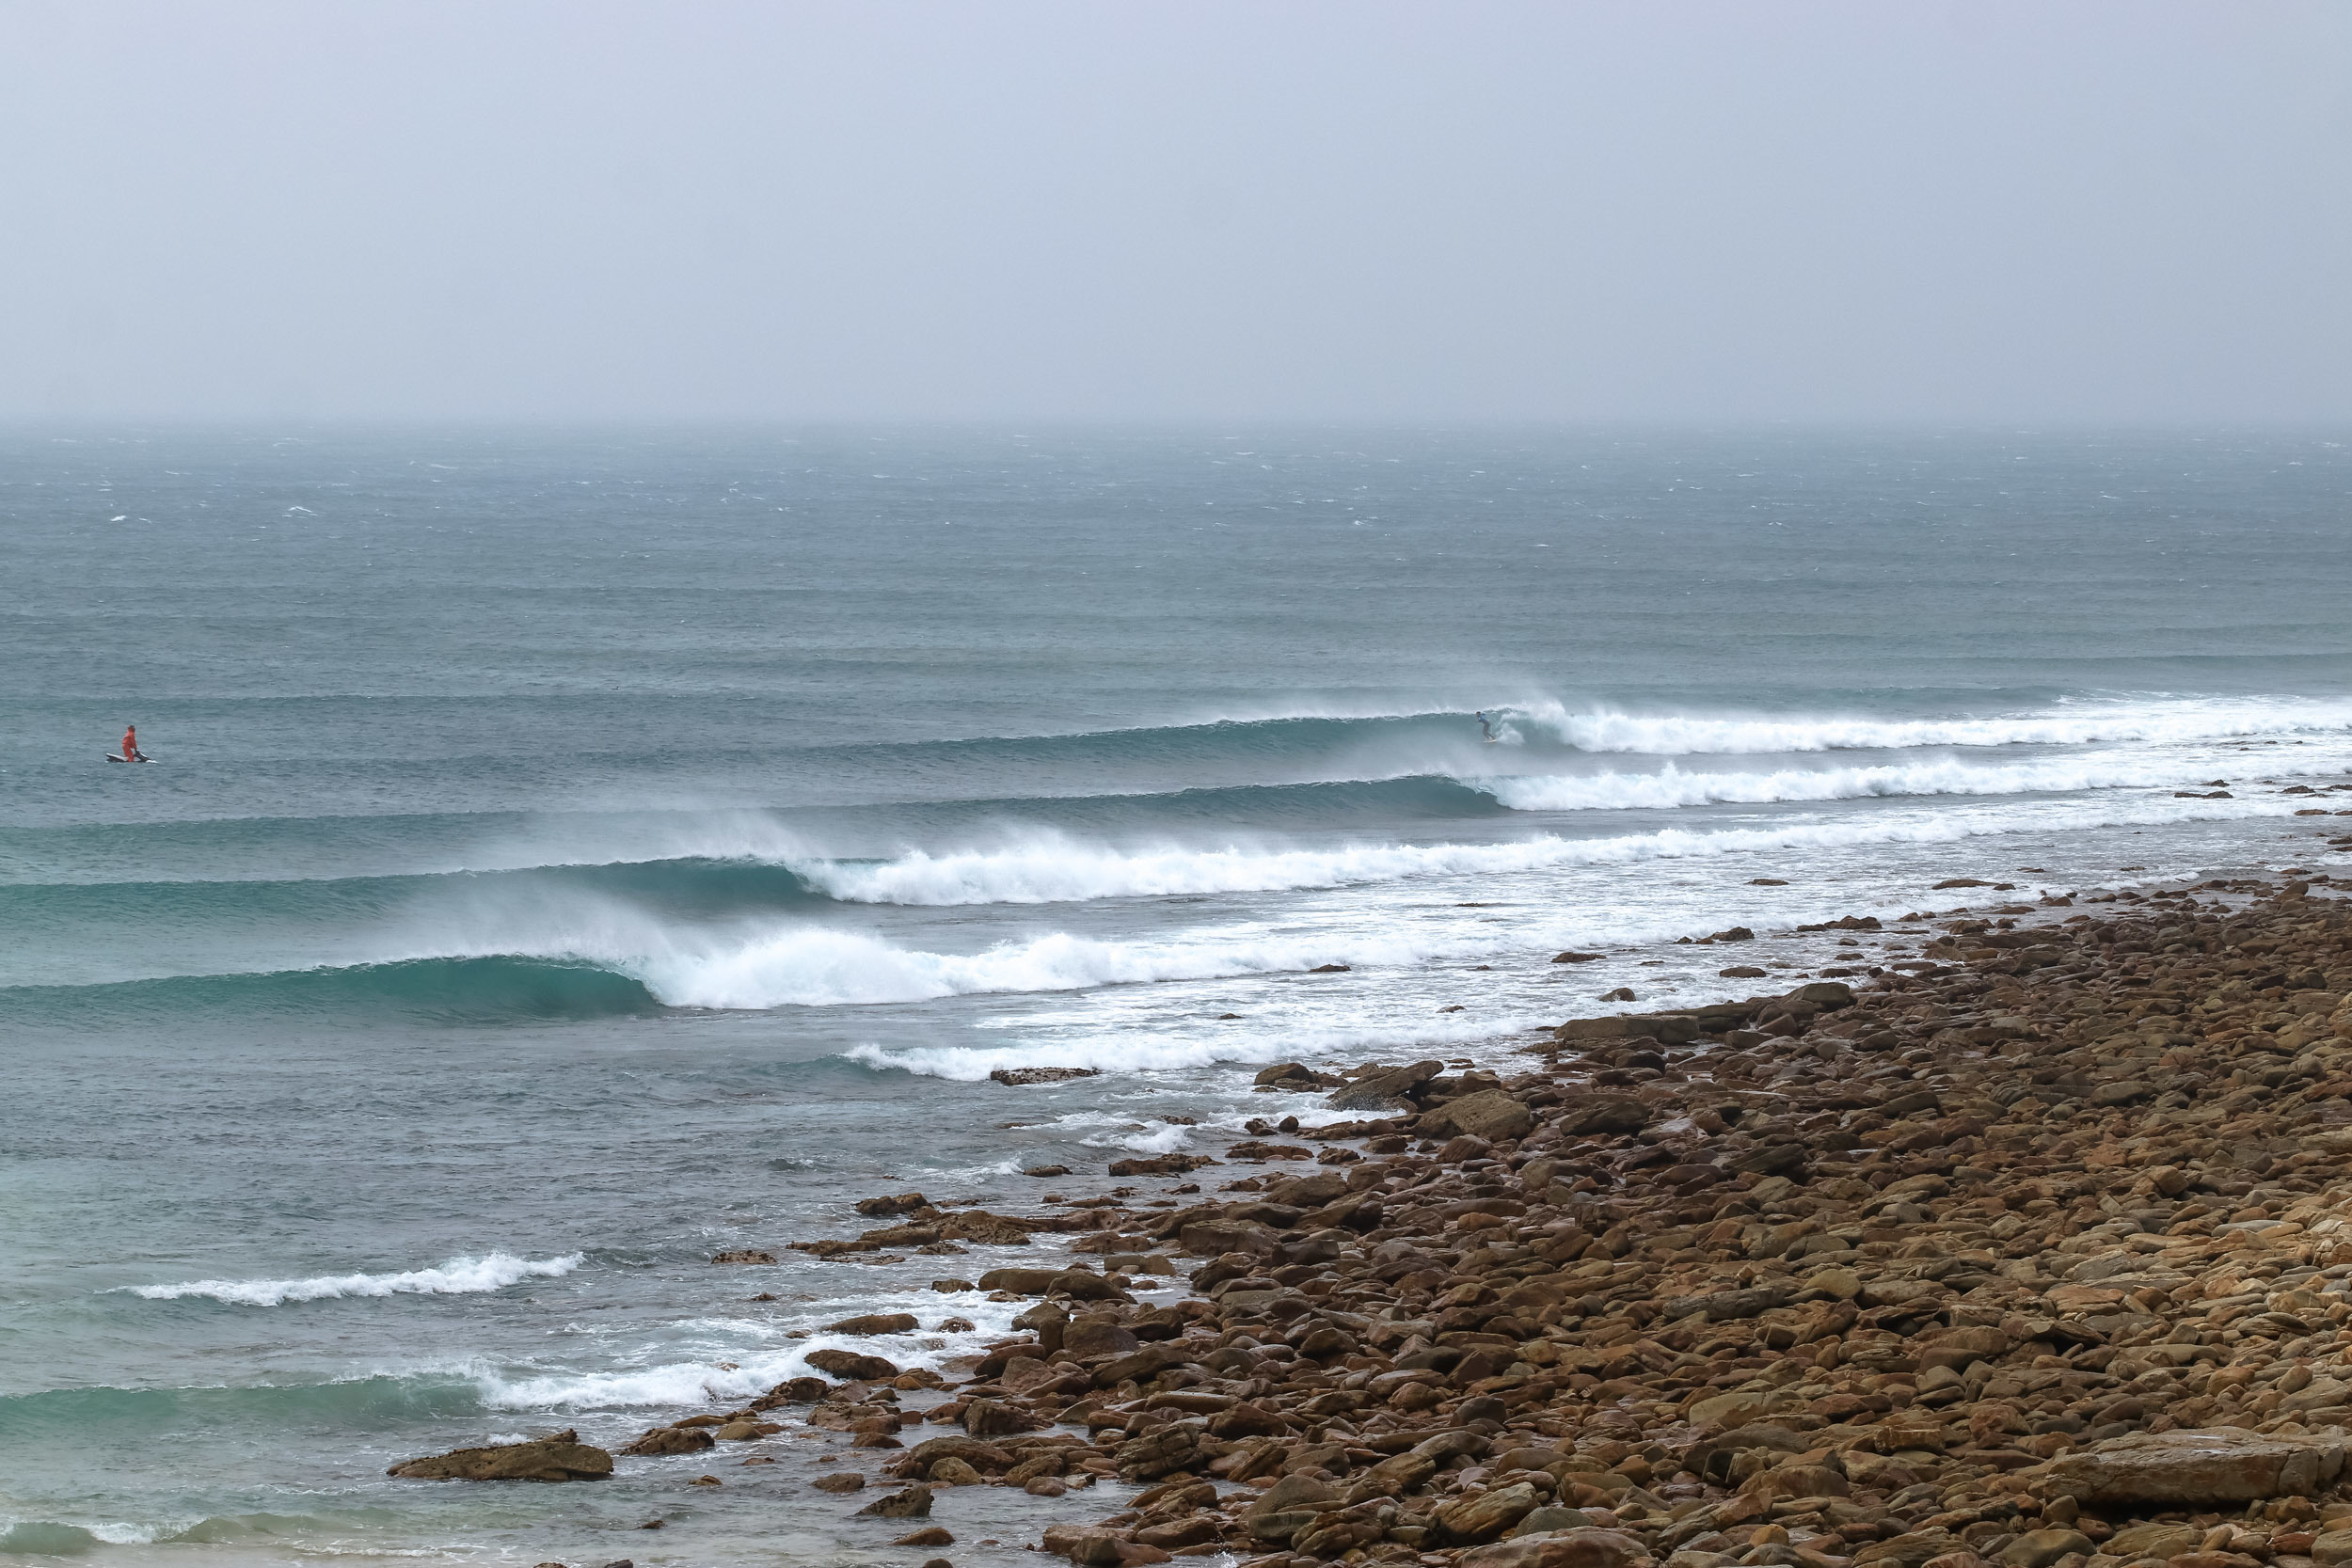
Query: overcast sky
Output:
[[2, 1, 2346, 423]]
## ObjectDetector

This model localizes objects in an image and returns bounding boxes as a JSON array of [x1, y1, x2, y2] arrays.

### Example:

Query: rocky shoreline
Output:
[[406, 859, 2352, 1568]]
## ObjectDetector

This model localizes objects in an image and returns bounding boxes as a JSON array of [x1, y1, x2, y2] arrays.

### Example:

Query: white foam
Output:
[[129, 1252, 582, 1307], [796, 832, 1617, 906], [849, 1012, 1537, 1081], [1081, 1123, 1196, 1154], [472, 1294, 1030, 1411], [1474, 751, 2348, 813], [1507, 696, 2352, 755]]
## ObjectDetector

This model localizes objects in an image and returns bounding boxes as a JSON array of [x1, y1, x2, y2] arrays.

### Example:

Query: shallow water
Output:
[[4, 426, 2350, 1562]]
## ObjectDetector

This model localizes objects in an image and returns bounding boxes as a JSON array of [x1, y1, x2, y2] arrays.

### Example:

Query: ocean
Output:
[[3, 426, 2349, 1563]]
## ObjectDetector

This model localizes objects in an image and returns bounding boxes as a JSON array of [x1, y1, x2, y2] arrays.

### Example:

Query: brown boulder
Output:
[[1437, 1481, 1542, 1544], [2031, 1429, 2348, 1505], [1554, 1097, 1650, 1136], [856, 1483, 934, 1517], [824, 1312, 918, 1336], [387, 1430, 612, 1482], [1422, 1089, 1534, 1142], [619, 1423, 716, 1457], [1457, 1528, 1652, 1568], [805, 1348, 899, 1381]]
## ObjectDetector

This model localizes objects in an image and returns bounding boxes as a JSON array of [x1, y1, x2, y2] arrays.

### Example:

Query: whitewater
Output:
[[5, 426, 2349, 1567]]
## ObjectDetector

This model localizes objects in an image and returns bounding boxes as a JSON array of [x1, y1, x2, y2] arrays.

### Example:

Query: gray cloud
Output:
[[2, 0, 2345, 421]]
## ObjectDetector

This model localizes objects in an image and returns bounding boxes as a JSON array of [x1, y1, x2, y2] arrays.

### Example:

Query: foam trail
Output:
[[1474, 751, 2350, 813], [848, 1013, 1535, 1081], [1507, 696, 2352, 755], [130, 1252, 582, 1307]]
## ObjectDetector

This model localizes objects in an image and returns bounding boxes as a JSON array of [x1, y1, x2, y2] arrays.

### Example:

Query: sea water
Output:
[[3, 427, 2349, 1562]]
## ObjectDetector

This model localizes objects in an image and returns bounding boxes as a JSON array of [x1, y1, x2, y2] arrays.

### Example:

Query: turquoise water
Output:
[[3, 427, 2349, 1562]]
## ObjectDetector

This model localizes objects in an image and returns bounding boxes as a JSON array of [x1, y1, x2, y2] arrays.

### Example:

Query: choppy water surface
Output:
[[4, 427, 2350, 1562]]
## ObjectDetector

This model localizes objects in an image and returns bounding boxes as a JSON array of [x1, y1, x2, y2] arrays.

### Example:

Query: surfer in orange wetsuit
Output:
[[122, 724, 141, 761]]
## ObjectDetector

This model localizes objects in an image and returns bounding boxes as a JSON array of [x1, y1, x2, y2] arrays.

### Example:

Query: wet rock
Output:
[[1106, 1154, 1214, 1177], [812, 1472, 866, 1493], [853, 1192, 930, 1216], [824, 1312, 918, 1336], [894, 1527, 954, 1546], [710, 1249, 776, 1264], [1114, 1421, 1203, 1481], [806, 1349, 899, 1382], [1330, 1059, 1444, 1112], [976, 1267, 1059, 1293], [990, 1068, 1102, 1085], [388, 1430, 612, 1482], [619, 1424, 715, 1457], [856, 1483, 933, 1517]]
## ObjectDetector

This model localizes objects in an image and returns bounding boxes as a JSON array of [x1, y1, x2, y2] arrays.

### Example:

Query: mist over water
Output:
[[4, 427, 2350, 1562]]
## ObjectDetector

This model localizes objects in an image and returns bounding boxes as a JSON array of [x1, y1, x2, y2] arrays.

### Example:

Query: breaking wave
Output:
[[129, 1252, 583, 1307], [1505, 695, 2352, 755]]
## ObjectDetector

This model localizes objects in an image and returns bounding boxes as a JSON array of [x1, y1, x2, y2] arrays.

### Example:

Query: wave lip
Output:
[[1510, 696, 2352, 755], [127, 1251, 583, 1307]]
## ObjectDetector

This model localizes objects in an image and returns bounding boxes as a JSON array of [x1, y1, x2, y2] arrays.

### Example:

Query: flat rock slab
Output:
[[2031, 1429, 2349, 1506], [388, 1430, 612, 1482]]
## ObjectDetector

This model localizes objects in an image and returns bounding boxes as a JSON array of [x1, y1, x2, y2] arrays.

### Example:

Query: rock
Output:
[[710, 1249, 776, 1264], [1552, 951, 1605, 963], [2106, 1525, 2201, 1560], [824, 1312, 918, 1336], [619, 1424, 715, 1457], [1024, 1164, 1070, 1177], [2030, 1429, 2348, 1506], [976, 1267, 1060, 1293], [1106, 1154, 1214, 1177], [1997, 1530, 2094, 1568], [1422, 1088, 1534, 1142], [1458, 1528, 1653, 1568], [1329, 1059, 1444, 1111], [963, 1399, 1044, 1437], [1661, 1286, 1790, 1322], [853, 1192, 930, 1216], [1513, 1507, 1600, 1538], [1114, 1421, 1203, 1481], [806, 1348, 899, 1381], [1555, 1096, 1650, 1136], [388, 1430, 613, 1482], [812, 1472, 866, 1493], [990, 1067, 1101, 1085], [856, 1483, 934, 1517], [2311, 1529, 2352, 1566], [894, 1527, 955, 1546], [1438, 1481, 1543, 1544], [930, 1457, 985, 1485], [1245, 1472, 1343, 1541]]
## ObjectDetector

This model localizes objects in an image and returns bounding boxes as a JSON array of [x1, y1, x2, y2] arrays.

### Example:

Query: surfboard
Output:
[[104, 753, 151, 763]]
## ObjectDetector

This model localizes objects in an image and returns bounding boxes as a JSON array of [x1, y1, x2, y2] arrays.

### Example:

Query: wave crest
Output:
[[129, 1252, 583, 1307]]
